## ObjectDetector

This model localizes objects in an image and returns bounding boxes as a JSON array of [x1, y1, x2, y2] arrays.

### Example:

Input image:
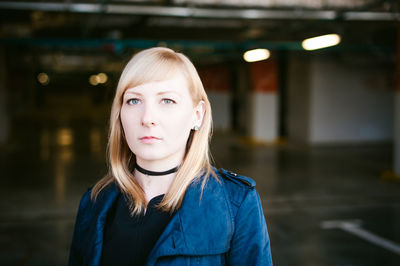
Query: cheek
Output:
[[120, 107, 138, 138], [166, 107, 194, 131], [163, 111, 194, 151]]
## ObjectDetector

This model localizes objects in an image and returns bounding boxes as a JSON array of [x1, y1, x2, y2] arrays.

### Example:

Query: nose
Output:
[[141, 103, 157, 127]]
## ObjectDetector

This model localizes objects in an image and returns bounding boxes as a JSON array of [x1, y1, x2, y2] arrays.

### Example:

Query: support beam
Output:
[[0, 47, 8, 145], [395, 1, 400, 175], [0, 2, 398, 21]]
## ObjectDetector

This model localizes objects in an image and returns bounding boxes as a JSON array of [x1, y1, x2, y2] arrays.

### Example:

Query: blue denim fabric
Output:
[[68, 168, 273, 266]]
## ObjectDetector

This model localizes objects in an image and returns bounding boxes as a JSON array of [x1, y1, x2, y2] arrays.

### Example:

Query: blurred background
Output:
[[0, 0, 399, 265]]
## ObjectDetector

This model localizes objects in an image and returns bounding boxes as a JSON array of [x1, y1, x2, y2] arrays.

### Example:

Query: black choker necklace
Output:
[[135, 164, 179, 176]]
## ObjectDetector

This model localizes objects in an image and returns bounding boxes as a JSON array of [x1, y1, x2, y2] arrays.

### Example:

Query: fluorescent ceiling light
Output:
[[302, 34, 341, 51], [243, 48, 270, 62]]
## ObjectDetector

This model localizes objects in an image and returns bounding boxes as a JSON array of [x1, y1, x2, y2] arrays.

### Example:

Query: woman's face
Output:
[[120, 73, 204, 169]]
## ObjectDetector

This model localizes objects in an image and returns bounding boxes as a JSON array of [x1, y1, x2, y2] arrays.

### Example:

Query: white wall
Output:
[[287, 52, 394, 144], [309, 54, 393, 144], [250, 92, 278, 142]]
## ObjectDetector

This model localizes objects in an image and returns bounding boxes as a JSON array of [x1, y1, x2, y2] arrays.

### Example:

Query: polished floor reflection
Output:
[[0, 118, 399, 266]]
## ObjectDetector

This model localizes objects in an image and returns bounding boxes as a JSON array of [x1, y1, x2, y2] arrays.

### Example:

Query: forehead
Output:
[[124, 73, 190, 95]]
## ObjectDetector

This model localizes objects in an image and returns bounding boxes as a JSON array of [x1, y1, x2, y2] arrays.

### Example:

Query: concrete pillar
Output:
[[248, 59, 279, 143], [287, 51, 311, 144], [395, 92, 400, 175], [199, 65, 231, 131], [0, 47, 8, 145], [234, 64, 250, 135], [394, 15, 400, 176]]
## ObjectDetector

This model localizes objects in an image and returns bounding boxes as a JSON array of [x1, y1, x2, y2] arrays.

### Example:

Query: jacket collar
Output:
[[87, 172, 233, 265], [146, 174, 233, 264], [86, 183, 120, 266]]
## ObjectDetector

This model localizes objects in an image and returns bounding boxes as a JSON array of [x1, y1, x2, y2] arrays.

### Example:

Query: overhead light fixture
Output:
[[243, 48, 270, 62], [89, 74, 100, 86], [37, 72, 49, 85], [89, 73, 108, 86], [302, 34, 341, 51], [97, 73, 108, 84]]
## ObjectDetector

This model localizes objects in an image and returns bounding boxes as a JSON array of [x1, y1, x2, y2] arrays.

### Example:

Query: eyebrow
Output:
[[157, 91, 179, 96], [124, 91, 142, 96]]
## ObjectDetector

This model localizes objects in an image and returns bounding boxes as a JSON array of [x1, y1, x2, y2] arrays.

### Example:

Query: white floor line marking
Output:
[[321, 220, 400, 256]]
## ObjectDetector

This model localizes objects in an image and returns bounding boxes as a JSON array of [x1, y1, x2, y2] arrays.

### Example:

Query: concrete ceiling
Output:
[[0, 0, 398, 65]]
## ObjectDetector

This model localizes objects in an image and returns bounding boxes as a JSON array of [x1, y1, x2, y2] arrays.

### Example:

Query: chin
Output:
[[133, 149, 167, 162]]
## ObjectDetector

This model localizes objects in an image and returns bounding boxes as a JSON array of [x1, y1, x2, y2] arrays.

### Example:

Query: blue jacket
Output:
[[68, 168, 273, 265]]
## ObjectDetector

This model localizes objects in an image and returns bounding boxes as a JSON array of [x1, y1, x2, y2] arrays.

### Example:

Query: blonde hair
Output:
[[91, 47, 218, 215]]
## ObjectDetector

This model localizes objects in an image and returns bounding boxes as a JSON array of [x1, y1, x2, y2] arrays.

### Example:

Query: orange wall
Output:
[[198, 65, 231, 92], [248, 59, 278, 93]]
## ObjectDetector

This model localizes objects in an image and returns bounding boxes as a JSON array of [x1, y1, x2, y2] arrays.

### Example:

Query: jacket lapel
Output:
[[146, 175, 233, 265], [85, 183, 120, 266]]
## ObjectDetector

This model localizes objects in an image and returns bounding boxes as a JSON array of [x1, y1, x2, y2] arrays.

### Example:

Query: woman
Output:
[[68, 47, 273, 266]]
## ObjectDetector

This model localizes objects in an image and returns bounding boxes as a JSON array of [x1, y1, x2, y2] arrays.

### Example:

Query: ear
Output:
[[193, 100, 206, 128]]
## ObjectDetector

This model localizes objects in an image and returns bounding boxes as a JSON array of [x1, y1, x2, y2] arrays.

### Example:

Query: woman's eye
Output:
[[161, 98, 176, 104], [127, 98, 140, 105]]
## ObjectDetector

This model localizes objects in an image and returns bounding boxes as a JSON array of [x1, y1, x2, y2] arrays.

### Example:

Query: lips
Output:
[[139, 136, 161, 144], [140, 136, 160, 140]]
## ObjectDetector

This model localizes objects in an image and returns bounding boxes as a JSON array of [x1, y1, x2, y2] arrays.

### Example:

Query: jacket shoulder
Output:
[[213, 167, 256, 209], [78, 187, 93, 211], [74, 183, 119, 229], [217, 168, 256, 188]]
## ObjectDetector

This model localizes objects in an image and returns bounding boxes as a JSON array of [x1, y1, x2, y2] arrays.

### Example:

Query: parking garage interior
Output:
[[0, 0, 400, 265]]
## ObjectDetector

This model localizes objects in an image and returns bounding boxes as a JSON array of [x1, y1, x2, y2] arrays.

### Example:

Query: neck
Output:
[[133, 158, 182, 193], [134, 166, 177, 199]]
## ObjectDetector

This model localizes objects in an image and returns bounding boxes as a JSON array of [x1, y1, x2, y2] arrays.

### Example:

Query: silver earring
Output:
[[193, 125, 199, 131]]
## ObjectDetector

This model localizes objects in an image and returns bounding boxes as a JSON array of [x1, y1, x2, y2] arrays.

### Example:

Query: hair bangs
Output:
[[122, 52, 184, 94]]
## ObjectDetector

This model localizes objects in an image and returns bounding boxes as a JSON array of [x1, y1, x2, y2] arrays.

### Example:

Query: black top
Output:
[[101, 193, 176, 266]]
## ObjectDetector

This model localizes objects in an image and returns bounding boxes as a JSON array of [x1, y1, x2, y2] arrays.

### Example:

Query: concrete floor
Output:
[[1, 117, 399, 266]]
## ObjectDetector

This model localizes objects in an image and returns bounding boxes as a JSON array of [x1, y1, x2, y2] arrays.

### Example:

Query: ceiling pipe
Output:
[[0, 2, 398, 21]]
